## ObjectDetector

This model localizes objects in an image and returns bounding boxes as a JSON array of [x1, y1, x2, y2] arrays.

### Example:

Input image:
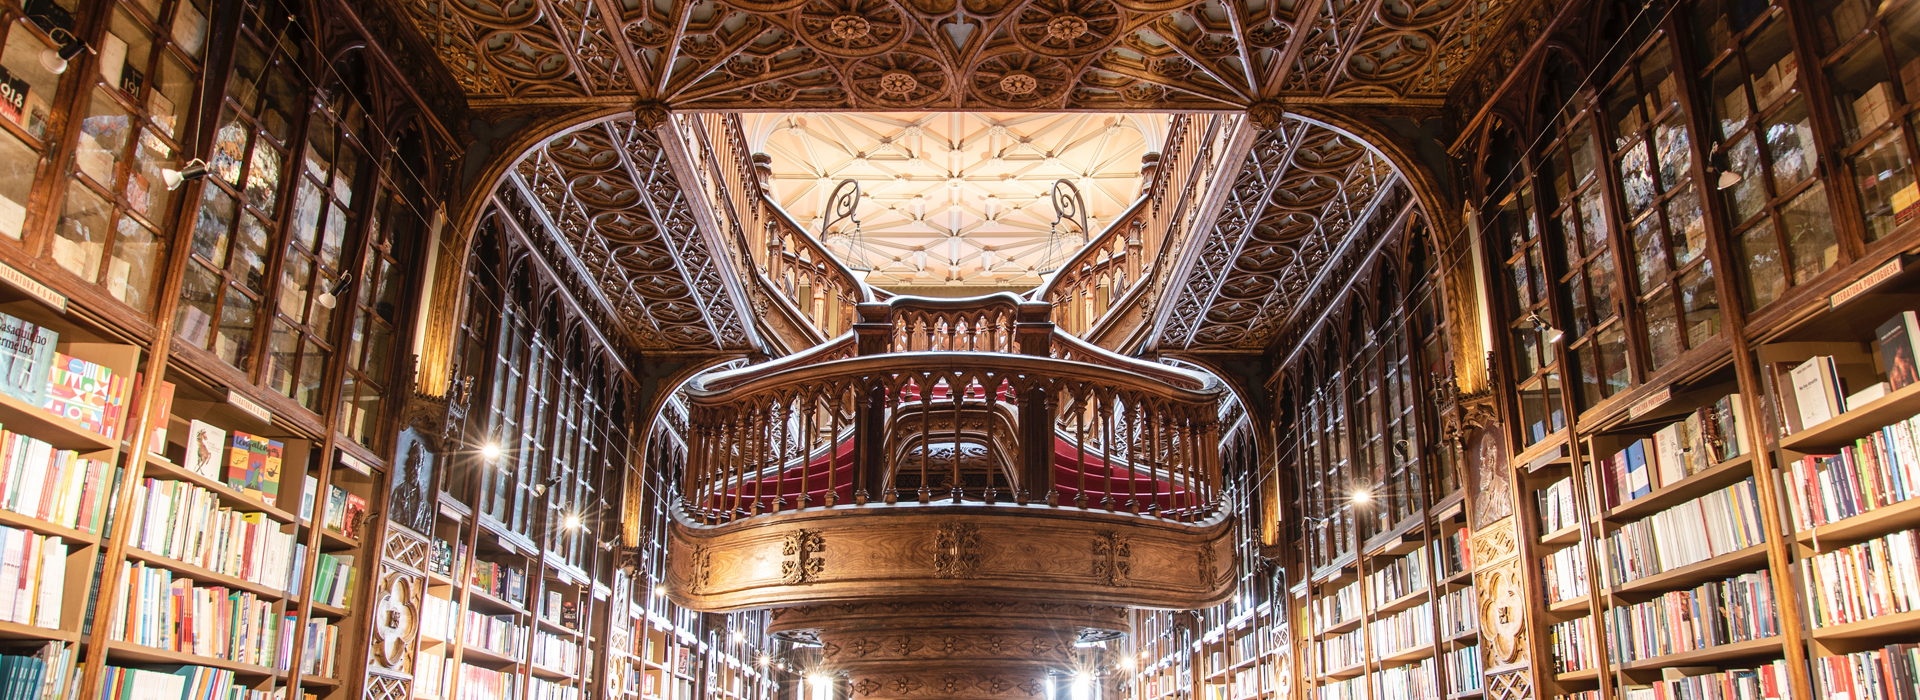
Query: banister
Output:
[[759, 192, 875, 305], [1031, 194, 1152, 302]]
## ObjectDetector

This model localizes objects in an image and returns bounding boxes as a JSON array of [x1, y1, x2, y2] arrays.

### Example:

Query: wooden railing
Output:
[[679, 114, 868, 345], [762, 199, 869, 338], [681, 295, 1225, 526], [1036, 114, 1229, 342]]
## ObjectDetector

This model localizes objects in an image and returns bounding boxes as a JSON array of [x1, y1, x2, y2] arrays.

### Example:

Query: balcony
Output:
[[666, 292, 1236, 617]]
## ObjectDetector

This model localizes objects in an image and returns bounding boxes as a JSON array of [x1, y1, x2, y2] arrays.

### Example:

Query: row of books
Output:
[[1539, 477, 1582, 533], [99, 664, 278, 700], [529, 676, 581, 700], [1550, 617, 1599, 673], [416, 652, 453, 700], [463, 609, 528, 659], [1782, 411, 1920, 529], [127, 478, 300, 592], [1814, 641, 1920, 700], [108, 561, 284, 669], [310, 553, 354, 608], [1433, 528, 1471, 579], [1317, 674, 1363, 700], [1543, 542, 1589, 603], [1443, 645, 1481, 695], [1368, 657, 1437, 700], [0, 642, 73, 700], [1598, 396, 1749, 510], [1440, 586, 1477, 637], [1367, 601, 1433, 658], [1620, 660, 1794, 700], [1604, 478, 1767, 584], [458, 663, 522, 700], [0, 429, 112, 534], [1604, 570, 1780, 663], [298, 618, 340, 678], [1366, 549, 1427, 605], [533, 629, 579, 674], [423, 592, 457, 642], [1800, 527, 1920, 627], [472, 559, 528, 608], [1312, 581, 1361, 631], [1318, 628, 1363, 672], [0, 525, 65, 629]]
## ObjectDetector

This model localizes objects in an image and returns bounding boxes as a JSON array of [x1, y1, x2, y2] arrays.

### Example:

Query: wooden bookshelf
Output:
[[1780, 380, 1920, 450]]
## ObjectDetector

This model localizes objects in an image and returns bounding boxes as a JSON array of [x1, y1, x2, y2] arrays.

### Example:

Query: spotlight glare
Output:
[[1352, 489, 1371, 505], [481, 443, 502, 459]]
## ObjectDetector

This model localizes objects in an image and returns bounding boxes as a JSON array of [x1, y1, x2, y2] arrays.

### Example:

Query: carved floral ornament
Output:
[[397, 0, 1523, 109]]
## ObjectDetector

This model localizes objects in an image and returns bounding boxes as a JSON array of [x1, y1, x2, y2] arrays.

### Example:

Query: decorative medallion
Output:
[[1000, 72, 1039, 95], [1092, 530, 1131, 585], [933, 522, 983, 578], [782, 529, 828, 584]]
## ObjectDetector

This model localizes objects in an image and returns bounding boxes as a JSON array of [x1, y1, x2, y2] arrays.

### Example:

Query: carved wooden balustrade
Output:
[[679, 113, 867, 344], [679, 294, 1226, 527], [1037, 114, 1225, 343]]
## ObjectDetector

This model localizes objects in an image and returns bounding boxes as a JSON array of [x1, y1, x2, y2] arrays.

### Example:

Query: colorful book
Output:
[[183, 420, 224, 479], [41, 353, 117, 438]]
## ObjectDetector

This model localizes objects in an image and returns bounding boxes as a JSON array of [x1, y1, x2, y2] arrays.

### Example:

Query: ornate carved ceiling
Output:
[[400, 0, 1516, 111], [743, 112, 1157, 290], [509, 119, 755, 352], [1151, 114, 1410, 353]]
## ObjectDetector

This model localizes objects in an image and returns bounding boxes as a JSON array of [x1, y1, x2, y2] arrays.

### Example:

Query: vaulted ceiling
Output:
[[398, 0, 1518, 111], [388, 1, 1493, 359], [743, 112, 1158, 290]]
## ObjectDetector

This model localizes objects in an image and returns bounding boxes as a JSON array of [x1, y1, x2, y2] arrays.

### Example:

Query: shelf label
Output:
[[1627, 385, 1672, 419], [339, 450, 373, 476], [438, 502, 464, 519], [499, 535, 517, 553], [1831, 258, 1903, 308], [0, 262, 65, 312], [225, 390, 271, 424]]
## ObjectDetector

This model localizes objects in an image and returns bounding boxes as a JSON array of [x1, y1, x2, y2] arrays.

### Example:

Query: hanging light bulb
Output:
[[314, 272, 354, 309]]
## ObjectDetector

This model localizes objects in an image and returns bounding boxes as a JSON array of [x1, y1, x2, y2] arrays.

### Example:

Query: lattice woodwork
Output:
[[395, 0, 1527, 109]]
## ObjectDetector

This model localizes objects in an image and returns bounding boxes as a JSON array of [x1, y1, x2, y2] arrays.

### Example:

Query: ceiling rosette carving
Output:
[[393, 0, 1529, 109]]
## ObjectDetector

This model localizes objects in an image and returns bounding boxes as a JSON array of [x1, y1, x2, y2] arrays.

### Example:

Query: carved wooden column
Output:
[[1463, 420, 1534, 700], [363, 523, 432, 700], [855, 302, 893, 355]]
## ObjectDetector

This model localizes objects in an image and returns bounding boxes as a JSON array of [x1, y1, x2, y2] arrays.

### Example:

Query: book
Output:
[[1791, 356, 1844, 428], [299, 474, 317, 523], [1652, 423, 1687, 488], [0, 313, 56, 411], [1710, 393, 1750, 462], [183, 420, 224, 479], [1847, 381, 1889, 412], [1880, 311, 1920, 391], [41, 353, 120, 439], [340, 493, 366, 539], [224, 431, 284, 505]]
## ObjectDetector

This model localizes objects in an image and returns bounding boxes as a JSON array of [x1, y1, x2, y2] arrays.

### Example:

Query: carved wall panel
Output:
[[667, 506, 1236, 612], [364, 528, 430, 700]]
